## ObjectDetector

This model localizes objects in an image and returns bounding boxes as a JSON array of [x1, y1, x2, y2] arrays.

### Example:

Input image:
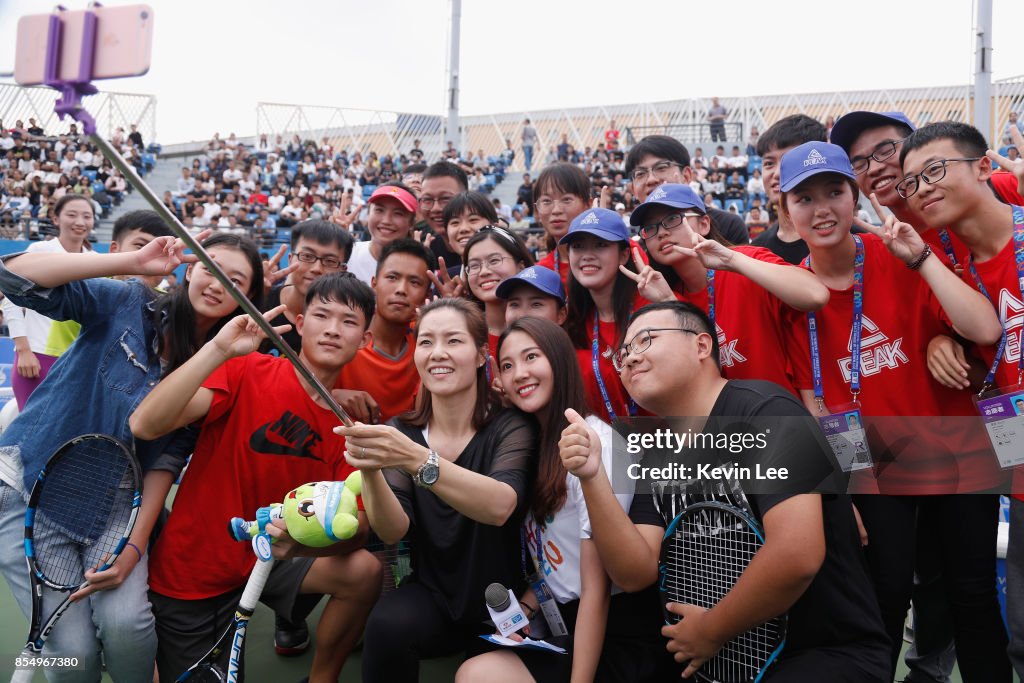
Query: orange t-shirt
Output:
[[336, 331, 419, 422]]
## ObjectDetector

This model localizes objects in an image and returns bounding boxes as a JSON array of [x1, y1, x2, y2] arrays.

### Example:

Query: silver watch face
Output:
[[420, 463, 440, 486]]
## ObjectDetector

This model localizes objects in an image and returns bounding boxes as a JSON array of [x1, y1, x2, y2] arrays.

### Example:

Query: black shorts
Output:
[[151, 557, 319, 683]]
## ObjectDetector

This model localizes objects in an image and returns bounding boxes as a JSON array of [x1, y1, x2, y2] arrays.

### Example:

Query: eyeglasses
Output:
[[612, 327, 699, 372], [419, 194, 454, 209], [638, 212, 703, 240], [895, 157, 982, 199], [293, 251, 344, 270], [630, 161, 685, 183], [466, 254, 514, 275], [535, 196, 580, 211], [849, 138, 908, 175]]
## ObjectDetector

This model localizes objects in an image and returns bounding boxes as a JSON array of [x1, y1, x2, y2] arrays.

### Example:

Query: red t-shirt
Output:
[[576, 294, 654, 422], [992, 171, 1024, 205], [537, 250, 571, 289], [679, 245, 797, 395], [149, 354, 358, 600], [604, 129, 620, 150], [783, 234, 1000, 492], [488, 332, 501, 368], [337, 331, 419, 423]]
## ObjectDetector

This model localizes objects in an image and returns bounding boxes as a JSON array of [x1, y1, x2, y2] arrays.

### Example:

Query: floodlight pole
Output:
[[445, 0, 461, 156], [974, 0, 993, 144]]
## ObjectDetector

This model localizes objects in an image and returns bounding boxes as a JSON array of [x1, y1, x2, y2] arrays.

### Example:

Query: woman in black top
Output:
[[340, 297, 537, 682]]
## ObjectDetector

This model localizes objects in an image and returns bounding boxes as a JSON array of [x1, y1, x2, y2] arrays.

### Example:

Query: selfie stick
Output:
[[39, 5, 355, 426]]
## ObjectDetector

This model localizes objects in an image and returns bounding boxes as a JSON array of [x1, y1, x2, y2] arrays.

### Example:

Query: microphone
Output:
[[484, 582, 529, 638]]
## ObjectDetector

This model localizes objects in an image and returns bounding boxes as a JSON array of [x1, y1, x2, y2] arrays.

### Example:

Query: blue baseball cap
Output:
[[629, 183, 706, 227], [495, 265, 566, 302], [779, 142, 856, 193], [828, 111, 916, 153], [559, 208, 630, 245]]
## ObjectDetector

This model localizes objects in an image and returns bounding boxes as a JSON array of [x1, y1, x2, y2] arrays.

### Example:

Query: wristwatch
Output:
[[414, 449, 440, 488]]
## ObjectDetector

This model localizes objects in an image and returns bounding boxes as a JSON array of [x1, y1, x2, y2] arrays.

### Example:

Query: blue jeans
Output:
[[522, 145, 534, 172], [0, 481, 156, 682]]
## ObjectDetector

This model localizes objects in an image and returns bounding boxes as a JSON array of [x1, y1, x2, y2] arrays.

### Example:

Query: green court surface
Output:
[[3, 578, 1019, 682]]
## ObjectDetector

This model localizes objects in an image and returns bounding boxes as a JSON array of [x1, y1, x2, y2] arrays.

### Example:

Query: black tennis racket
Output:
[[176, 545, 273, 682], [659, 500, 787, 683], [11, 434, 141, 683]]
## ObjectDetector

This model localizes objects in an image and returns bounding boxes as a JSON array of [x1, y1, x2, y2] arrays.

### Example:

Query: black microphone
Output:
[[484, 582, 529, 638]]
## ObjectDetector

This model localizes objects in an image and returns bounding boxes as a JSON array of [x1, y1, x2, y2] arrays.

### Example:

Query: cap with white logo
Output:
[[495, 265, 566, 301], [559, 208, 630, 245], [630, 183, 706, 227], [779, 142, 856, 193]]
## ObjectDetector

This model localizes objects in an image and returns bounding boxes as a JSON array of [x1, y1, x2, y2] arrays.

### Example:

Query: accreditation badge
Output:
[[816, 403, 872, 472], [975, 384, 1024, 469]]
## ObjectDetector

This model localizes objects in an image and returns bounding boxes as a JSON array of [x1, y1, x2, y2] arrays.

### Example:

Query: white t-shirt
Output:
[[267, 194, 286, 212], [522, 417, 632, 603], [346, 241, 377, 285]]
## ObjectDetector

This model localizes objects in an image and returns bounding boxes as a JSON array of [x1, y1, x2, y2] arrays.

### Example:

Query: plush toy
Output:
[[229, 472, 362, 548]]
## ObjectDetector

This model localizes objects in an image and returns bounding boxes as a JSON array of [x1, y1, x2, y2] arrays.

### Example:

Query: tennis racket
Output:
[[176, 539, 273, 682], [659, 500, 787, 683], [11, 434, 141, 683]]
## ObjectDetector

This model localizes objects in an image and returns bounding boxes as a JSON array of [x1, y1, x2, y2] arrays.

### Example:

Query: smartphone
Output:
[[14, 4, 154, 86]]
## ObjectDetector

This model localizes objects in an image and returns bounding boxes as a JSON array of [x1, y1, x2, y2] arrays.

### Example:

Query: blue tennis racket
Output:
[[11, 434, 141, 683], [659, 500, 787, 683]]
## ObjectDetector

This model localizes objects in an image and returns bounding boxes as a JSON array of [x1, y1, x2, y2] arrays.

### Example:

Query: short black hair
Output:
[[756, 115, 826, 157], [290, 219, 354, 262], [625, 135, 690, 176], [899, 121, 988, 166], [112, 210, 172, 242], [375, 238, 436, 276], [403, 162, 428, 175], [304, 272, 375, 331], [423, 160, 468, 190], [627, 301, 721, 370], [442, 191, 499, 227]]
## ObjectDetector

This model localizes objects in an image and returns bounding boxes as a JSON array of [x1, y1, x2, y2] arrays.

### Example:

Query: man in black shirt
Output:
[[420, 161, 468, 268], [625, 135, 750, 246], [559, 301, 889, 681], [128, 123, 144, 150], [750, 115, 827, 264]]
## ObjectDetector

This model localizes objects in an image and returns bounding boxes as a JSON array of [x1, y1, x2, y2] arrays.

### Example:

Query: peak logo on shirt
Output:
[[838, 315, 909, 382], [716, 322, 746, 368], [249, 410, 325, 461], [997, 288, 1023, 364]]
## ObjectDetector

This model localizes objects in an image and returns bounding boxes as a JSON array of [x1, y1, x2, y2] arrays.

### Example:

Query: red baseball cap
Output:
[[368, 185, 418, 213]]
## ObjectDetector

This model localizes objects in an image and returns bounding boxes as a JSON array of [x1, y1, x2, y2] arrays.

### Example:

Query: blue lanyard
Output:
[[938, 229, 959, 267], [967, 205, 1024, 390], [805, 235, 866, 409], [705, 268, 716, 330], [592, 315, 636, 420]]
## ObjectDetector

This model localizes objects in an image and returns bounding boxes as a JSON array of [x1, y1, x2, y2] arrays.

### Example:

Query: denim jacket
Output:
[[0, 254, 165, 492]]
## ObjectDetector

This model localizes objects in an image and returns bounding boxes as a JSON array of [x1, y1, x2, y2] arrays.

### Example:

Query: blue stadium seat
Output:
[[725, 198, 745, 215], [362, 184, 377, 199], [83, 169, 98, 182], [286, 161, 298, 176], [146, 143, 163, 154], [747, 156, 762, 174], [275, 228, 291, 244], [92, 181, 105, 195], [710, 199, 723, 210], [142, 153, 155, 170]]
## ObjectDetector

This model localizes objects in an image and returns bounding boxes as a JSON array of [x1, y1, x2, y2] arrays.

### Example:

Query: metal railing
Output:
[[0, 83, 157, 144]]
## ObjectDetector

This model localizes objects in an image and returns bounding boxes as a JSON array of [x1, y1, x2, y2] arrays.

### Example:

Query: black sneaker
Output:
[[274, 614, 310, 656]]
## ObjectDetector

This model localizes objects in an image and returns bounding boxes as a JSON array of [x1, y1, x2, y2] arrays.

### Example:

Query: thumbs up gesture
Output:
[[559, 409, 604, 481]]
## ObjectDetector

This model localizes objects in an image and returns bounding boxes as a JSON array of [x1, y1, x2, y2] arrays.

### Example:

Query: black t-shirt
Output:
[[260, 283, 303, 354], [708, 206, 749, 245], [430, 233, 462, 269], [750, 221, 808, 265], [628, 381, 889, 670], [385, 409, 537, 626]]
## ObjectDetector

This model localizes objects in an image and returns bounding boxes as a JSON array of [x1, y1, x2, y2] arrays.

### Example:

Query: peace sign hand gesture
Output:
[[856, 193, 927, 266], [987, 124, 1024, 197], [618, 246, 675, 302], [670, 234, 738, 271]]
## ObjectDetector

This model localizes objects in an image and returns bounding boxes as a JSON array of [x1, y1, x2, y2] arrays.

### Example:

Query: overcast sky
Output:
[[2, 0, 1023, 144]]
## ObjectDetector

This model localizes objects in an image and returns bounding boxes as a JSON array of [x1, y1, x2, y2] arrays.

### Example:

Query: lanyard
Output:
[[705, 268, 716, 330], [967, 205, 1024, 391], [592, 315, 636, 420], [805, 235, 866, 409], [938, 228, 959, 267]]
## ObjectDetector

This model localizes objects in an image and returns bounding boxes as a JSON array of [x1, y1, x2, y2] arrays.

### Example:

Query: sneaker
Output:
[[274, 614, 310, 656]]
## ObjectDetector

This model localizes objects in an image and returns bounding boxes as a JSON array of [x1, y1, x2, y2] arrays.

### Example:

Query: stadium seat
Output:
[[83, 169, 98, 182], [362, 184, 377, 199], [725, 198, 745, 214], [142, 153, 156, 170], [747, 156, 762, 174], [146, 143, 162, 154], [92, 181, 105, 195]]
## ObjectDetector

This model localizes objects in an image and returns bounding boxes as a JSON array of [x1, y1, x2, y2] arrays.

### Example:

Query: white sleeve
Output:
[[1, 294, 26, 339], [578, 417, 633, 539]]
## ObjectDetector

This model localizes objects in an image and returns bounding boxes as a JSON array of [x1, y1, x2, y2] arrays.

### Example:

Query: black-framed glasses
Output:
[[630, 160, 685, 183], [895, 157, 982, 199], [465, 254, 514, 275], [638, 212, 704, 240], [419, 194, 454, 209], [293, 251, 344, 270], [849, 137, 908, 175], [612, 327, 699, 372]]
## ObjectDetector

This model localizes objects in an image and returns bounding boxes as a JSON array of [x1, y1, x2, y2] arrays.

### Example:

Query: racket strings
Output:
[[663, 507, 783, 682], [33, 440, 136, 588]]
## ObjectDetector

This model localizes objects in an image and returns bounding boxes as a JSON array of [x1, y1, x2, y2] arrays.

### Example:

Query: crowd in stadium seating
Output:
[[0, 118, 157, 239]]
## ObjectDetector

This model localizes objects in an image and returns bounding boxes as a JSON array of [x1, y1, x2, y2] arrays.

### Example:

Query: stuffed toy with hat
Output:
[[229, 472, 362, 548]]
